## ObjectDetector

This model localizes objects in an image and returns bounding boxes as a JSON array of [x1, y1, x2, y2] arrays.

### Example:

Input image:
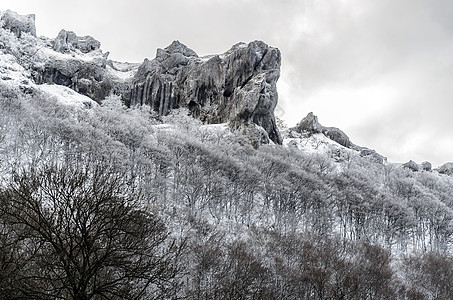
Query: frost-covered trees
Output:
[[2, 85, 453, 298]]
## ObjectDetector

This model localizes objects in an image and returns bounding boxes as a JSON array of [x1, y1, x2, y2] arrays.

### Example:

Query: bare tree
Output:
[[0, 163, 183, 300]]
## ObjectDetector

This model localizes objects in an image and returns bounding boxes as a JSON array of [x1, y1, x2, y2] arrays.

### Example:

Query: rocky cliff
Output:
[[128, 40, 282, 144], [1, 10, 281, 145], [1, 10, 36, 38]]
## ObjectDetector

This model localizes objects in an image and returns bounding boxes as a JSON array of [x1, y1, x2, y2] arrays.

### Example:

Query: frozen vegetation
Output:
[[1, 9, 453, 300]]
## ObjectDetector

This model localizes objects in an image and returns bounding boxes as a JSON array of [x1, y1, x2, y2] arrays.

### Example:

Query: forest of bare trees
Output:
[[1, 91, 453, 299]]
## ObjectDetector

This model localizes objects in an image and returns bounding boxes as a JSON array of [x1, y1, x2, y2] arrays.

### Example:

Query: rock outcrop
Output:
[[1, 10, 36, 38], [292, 112, 323, 134], [32, 55, 117, 102], [292, 112, 352, 148], [360, 148, 386, 164], [291, 112, 387, 163], [403, 160, 421, 172], [53, 29, 101, 54], [437, 162, 453, 176], [2, 11, 283, 145], [128, 40, 282, 144], [402, 160, 432, 172]]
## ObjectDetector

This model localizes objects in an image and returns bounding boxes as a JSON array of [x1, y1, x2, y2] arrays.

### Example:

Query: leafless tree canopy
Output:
[[0, 164, 183, 300]]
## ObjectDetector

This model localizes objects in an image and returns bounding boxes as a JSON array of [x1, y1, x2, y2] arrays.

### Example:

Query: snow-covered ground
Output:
[[36, 84, 98, 109]]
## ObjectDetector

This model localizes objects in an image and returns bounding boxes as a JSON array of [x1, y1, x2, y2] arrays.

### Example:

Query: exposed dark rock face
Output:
[[292, 112, 352, 148], [1, 10, 36, 38], [3, 11, 282, 145], [53, 29, 101, 54], [437, 162, 453, 176], [32, 56, 118, 102], [128, 40, 282, 144], [292, 112, 323, 134], [322, 127, 351, 148], [30, 28, 115, 101], [30, 37, 282, 144]]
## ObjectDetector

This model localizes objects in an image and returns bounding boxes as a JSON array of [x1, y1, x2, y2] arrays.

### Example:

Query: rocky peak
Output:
[[1, 9, 36, 38], [437, 162, 453, 176], [2, 10, 282, 146], [292, 112, 351, 148], [129, 40, 282, 144], [290, 112, 387, 164], [53, 29, 101, 54], [161, 40, 198, 57], [293, 112, 323, 134]]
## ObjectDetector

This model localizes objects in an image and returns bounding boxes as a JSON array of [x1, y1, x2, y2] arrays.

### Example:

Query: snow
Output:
[[283, 131, 351, 155], [38, 47, 138, 82], [36, 84, 98, 109], [110, 61, 140, 72], [37, 46, 104, 63], [0, 44, 97, 110], [106, 64, 136, 81], [0, 52, 30, 84]]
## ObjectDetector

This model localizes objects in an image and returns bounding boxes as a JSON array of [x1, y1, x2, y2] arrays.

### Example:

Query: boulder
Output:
[[32, 57, 119, 102], [1, 10, 36, 38]]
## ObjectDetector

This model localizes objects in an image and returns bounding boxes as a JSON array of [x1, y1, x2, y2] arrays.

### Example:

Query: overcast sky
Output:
[[2, 0, 453, 166]]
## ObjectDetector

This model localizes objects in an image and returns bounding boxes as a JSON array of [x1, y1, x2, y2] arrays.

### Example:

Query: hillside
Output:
[[1, 10, 453, 299]]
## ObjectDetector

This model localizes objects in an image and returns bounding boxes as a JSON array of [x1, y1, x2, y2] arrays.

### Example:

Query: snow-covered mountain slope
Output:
[[2, 10, 453, 300], [1, 10, 282, 146]]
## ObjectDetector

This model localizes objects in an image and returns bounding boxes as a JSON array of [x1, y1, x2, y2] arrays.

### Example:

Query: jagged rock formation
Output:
[[1, 10, 282, 145], [292, 112, 352, 148], [402, 160, 432, 172], [437, 162, 453, 176], [1, 10, 36, 38], [32, 56, 117, 102], [291, 112, 387, 164], [0, 10, 282, 145], [292, 112, 323, 134], [53, 29, 101, 54], [128, 40, 282, 144]]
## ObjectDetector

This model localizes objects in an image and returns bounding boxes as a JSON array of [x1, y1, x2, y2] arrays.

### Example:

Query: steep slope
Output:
[[2, 10, 453, 300], [128, 40, 281, 144], [1, 10, 281, 145]]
